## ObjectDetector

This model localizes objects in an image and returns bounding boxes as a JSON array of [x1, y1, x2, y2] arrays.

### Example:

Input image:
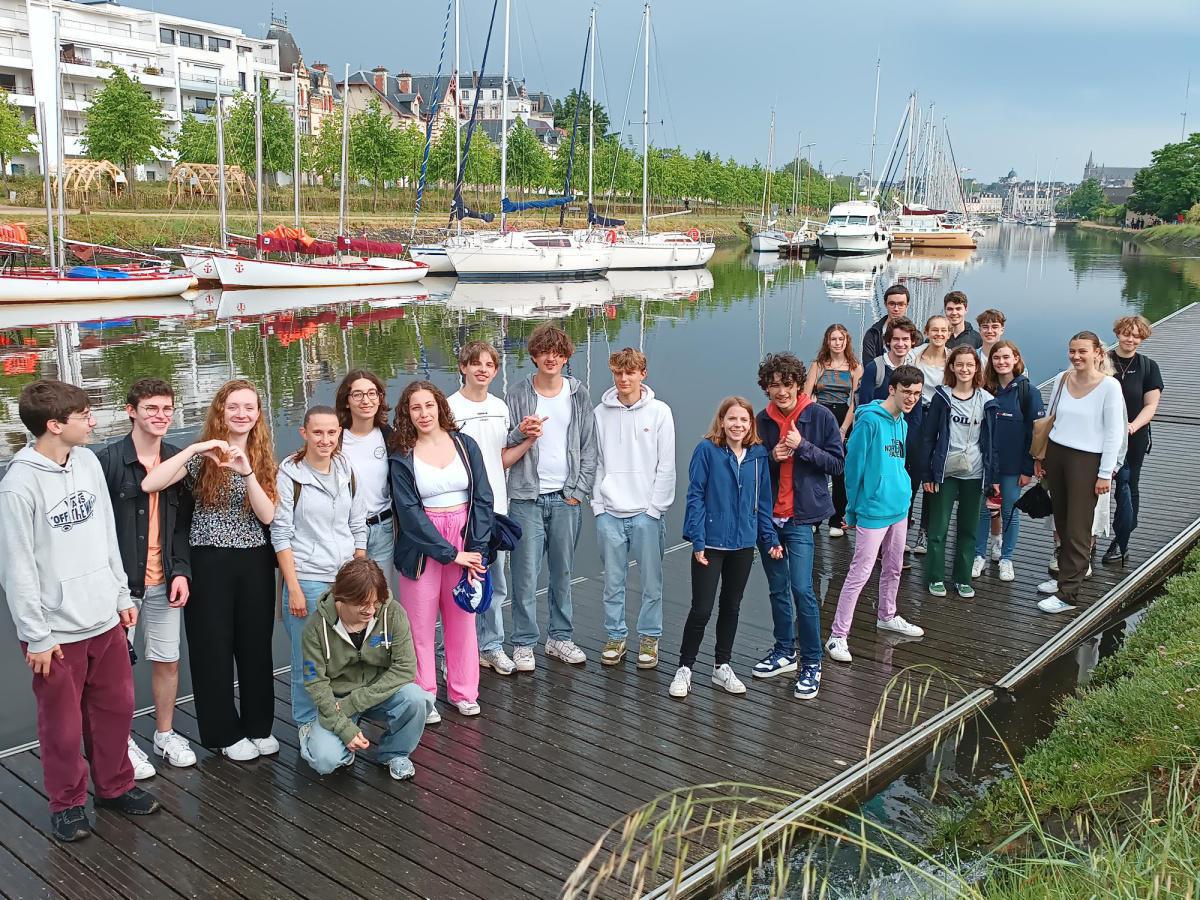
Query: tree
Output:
[[310, 108, 344, 184], [224, 79, 294, 185], [173, 113, 217, 165], [504, 119, 550, 197], [1127, 134, 1200, 221], [348, 99, 398, 209], [0, 90, 34, 192], [552, 89, 610, 140], [1064, 178, 1107, 220], [81, 64, 166, 194]]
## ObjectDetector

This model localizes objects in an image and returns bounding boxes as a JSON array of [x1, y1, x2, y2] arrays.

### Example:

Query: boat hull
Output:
[[212, 256, 428, 289], [409, 244, 457, 275], [816, 230, 890, 255], [445, 242, 612, 281], [888, 229, 976, 250], [606, 239, 715, 270], [0, 272, 193, 304]]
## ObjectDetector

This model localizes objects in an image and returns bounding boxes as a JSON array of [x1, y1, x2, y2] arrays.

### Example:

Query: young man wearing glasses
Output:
[[96, 379, 197, 779]]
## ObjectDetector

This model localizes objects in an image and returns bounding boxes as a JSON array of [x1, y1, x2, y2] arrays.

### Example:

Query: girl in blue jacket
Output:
[[670, 397, 781, 700], [975, 341, 1044, 581]]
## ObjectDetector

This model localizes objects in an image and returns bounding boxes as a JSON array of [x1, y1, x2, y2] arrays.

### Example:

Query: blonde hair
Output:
[[703, 396, 760, 448], [194, 380, 278, 510], [1113, 314, 1152, 340]]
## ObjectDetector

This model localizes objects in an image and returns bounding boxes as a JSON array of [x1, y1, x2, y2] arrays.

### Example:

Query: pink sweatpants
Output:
[[831, 521, 907, 639], [397, 505, 480, 705]]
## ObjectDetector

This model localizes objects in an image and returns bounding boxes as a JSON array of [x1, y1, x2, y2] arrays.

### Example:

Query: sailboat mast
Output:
[[338, 63, 350, 239], [37, 103, 56, 271], [587, 5, 595, 212], [53, 13, 65, 270], [454, 0, 462, 234], [641, 2, 649, 237], [791, 131, 799, 216], [498, 0, 511, 232], [903, 92, 915, 206], [759, 110, 773, 226], [868, 55, 880, 196], [254, 72, 263, 256], [215, 91, 228, 251], [293, 72, 301, 227]]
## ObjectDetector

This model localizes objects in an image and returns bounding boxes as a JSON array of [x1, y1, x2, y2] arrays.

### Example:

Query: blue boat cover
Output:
[[452, 192, 495, 223], [587, 203, 625, 227], [66, 266, 131, 279], [501, 195, 573, 213]]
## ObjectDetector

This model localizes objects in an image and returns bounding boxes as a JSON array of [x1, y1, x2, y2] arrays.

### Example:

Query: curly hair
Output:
[[194, 379, 277, 511], [335, 369, 390, 432], [814, 323, 860, 370], [388, 380, 458, 455], [756, 352, 806, 392]]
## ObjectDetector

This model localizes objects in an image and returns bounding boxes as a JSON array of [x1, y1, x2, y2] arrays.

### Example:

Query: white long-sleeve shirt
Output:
[[591, 385, 676, 519], [1047, 373, 1127, 479]]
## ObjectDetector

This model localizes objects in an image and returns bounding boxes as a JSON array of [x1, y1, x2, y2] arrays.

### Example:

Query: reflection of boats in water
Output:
[[746, 250, 787, 273], [818, 253, 887, 305], [448, 278, 614, 318], [605, 267, 713, 300], [0, 297, 196, 330], [889, 247, 976, 280], [208, 283, 432, 320]]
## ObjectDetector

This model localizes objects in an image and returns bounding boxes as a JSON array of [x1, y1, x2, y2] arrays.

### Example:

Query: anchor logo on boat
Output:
[[203, 262, 213, 274], [235, 261, 245, 274]]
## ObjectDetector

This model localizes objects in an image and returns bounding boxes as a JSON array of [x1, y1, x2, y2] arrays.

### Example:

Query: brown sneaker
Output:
[[600, 638, 626, 665], [636, 636, 659, 669]]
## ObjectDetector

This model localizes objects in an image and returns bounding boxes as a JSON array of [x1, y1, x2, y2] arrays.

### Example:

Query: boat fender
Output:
[[605, 229, 618, 245], [687, 227, 700, 242]]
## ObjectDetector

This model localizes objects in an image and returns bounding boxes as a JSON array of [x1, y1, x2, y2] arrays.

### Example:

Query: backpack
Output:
[[873, 355, 889, 390], [1016, 377, 1031, 421], [291, 469, 357, 508]]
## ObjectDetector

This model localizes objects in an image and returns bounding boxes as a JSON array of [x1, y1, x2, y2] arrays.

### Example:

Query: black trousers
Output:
[[1044, 441, 1101, 603], [678, 548, 755, 669], [185, 545, 277, 748], [822, 401, 850, 525]]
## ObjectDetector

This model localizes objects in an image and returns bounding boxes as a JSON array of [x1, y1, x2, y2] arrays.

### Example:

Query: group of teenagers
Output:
[[0, 290, 1162, 845]]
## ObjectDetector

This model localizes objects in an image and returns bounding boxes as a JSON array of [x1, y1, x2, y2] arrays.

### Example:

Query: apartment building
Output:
[[0, 0, 290, 178]]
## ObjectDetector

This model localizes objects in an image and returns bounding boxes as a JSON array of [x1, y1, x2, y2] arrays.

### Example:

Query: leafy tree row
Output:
[[1127, 133, 1200, 220]]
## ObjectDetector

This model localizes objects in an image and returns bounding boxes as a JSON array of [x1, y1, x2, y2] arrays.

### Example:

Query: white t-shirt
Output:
[[341, 428, 390, 516], [448, 391, 510, 514], [535, 382, 572, 494]]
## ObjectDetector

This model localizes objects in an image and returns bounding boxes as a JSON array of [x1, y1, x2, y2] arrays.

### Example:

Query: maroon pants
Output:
[[25, 624, 135, 812]]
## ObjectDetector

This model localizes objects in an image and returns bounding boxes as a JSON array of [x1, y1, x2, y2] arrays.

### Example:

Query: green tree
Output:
[[225, 80, 294, 185], [552, 89, 610, 140], [1127, 134, 1200, 220], [310, 109, 344, 184], [504, 119, 549, 197], [0, 89, 35, 192], [173, 112, 217, 165], [81, 64, 166, 194], [1064, 178, 1107, 220], [348, 99, 397, 209]]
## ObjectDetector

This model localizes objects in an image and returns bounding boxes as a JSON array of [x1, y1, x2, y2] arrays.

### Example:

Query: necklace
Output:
[[1112, 352, 1137, 381]]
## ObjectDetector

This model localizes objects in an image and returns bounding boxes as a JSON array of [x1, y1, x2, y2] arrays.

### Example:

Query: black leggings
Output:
[[185, 544, 277, 748], [678, 548, 755, 669], [822, 401, 850, 525]]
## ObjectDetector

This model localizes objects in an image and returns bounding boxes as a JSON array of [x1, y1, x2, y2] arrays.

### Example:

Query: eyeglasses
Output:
[[349, 390, 380, 402], [139, 405, 174, 417], [66, 411, 95, 423], [336, 598, 380, 612]]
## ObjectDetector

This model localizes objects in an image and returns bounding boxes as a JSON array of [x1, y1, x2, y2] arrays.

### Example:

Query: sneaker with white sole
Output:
[[1037, 596, 1076, 614], [668, 665, 692, 698], [1037, 578, 1059, 594], [425, 702, 441, 725], [1048, 547, 1059, 574], [388, 756, 416, 781], [829, 524, 845, 538], [711, 663, 747, 694], [512, 646, 536, 672], [825, 636, 852, 663], [793, 663, 822, 701], [752, 648, 798, 679], [989, 536, 1002, 562], [600, 638, 627, 666], [126, 737, 156, 780], [221, 738, 260, 762], [545, 638, 587, 665], [480, 649, 516, 675], [928, 581, 947, 597], [877, 615, 924, 638], [998, 559, 1015, 581], [251, 735, 279, 756], [913, 530, 928, 555], [955, 583, 976, 599], [152, 730, 196, 768], [636, 636, 660, 669], [454, 700, 481, 717], [971, 556, 985, 579]]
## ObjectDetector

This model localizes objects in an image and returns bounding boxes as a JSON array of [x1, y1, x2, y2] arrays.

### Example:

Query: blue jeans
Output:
[[596, 512, 666, 641], [475, 551, 509, 653], [508, 494, 583, 647], [283, 578, 332, 726], [1112, 440, 1147, 554], [758, 519, 821, 666], [300, 682, 426, 774], [366, 517, 396, 586], [976, 474, 1020, 561]]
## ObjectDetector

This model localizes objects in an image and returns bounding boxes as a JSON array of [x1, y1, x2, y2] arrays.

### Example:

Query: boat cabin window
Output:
[[868, 216, 876, 225], [529, 237, 570, 248], [827, 216, 848, 226]]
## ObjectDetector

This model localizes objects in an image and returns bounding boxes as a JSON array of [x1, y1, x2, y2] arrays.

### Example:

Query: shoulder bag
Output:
[[1029, 373, 1067, 461]]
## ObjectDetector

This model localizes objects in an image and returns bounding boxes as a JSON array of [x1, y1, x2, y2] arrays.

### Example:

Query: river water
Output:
[[0, 224, 1193, 749]]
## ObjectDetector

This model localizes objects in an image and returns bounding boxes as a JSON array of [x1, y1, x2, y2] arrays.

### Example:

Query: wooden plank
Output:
[[0, 838, 68, 900]]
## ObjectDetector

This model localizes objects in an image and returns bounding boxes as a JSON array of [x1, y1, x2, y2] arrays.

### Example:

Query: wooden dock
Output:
[[2, 304, 1199, 899]]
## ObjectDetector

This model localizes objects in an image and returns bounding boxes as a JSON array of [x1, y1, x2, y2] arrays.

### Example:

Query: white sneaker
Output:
[[221, 738, 260, 762], [971, 556, 985, 578], [126, 737, 156, 780], [998, 559, 1015, 582], [1086, 564, 1093, 578], [545, 638, 587, 665], [989, 537, 1002, 562], [711, 663, 747, 695], [425, 702, 442, 725], [479, 649, 516, 675], [512, 646, 536, 672], [825, 636, 852, 663], [877, 615, 924, 638], [668, 665, 692, 698], [153, 730, 197, 768], [388, 755, 416, 781], [1037, 578, 1059, 594], [1037, 596, 1076, 614], [454, 700, 481, 717], [829, 525, 845, 538], [251, 735, 279, 756]]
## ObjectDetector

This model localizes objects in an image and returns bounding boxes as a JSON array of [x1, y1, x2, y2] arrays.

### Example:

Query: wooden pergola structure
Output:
[[168, 162, 253, 201], [51, 159, 127, 202]]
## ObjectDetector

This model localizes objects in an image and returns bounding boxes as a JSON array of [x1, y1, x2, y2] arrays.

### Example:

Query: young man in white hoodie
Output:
[[0, 380, 160, 843], [592, 348, 676, 669]]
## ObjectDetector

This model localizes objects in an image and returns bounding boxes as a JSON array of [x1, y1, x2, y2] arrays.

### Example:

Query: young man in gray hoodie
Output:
[[504, 323, 598, 669], [0, 380, 160, 842]]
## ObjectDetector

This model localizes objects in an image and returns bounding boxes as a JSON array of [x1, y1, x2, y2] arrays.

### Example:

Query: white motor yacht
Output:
[[817, 200, 891, 255]]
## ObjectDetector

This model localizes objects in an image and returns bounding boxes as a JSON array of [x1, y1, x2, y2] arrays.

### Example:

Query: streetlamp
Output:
[[828, 157, 846, 211]]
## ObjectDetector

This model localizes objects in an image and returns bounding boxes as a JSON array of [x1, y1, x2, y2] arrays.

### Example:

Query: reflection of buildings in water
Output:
[[447, 278, 615, 319]]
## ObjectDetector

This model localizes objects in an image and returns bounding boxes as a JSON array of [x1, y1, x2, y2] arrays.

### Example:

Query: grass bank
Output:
[[1133, 223, 1200, 250]]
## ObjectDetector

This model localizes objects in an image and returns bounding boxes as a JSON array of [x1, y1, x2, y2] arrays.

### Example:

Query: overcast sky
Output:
[[143, 0, 1199, 183]]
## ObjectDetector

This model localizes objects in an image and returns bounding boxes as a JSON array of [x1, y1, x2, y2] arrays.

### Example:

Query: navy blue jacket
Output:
[[683, 440, 778, 553], [755, 402, 845, 525], [982, 374, 1044, 483], [919, 386, 994, 484], [388, 432, 494, 581]]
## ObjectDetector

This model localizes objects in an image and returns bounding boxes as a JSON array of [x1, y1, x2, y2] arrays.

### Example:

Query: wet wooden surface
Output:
[[2, 305, 1198, 899]]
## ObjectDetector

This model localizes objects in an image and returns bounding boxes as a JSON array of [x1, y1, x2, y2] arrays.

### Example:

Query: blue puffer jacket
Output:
[[756, 402, 845, 525], [983, 374, 1044, 483], [920, 385, 994, 484], [683, 440, 778, 553]]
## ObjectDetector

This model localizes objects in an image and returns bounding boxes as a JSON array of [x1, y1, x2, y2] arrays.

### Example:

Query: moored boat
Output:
[[817, 200, 890, 255]]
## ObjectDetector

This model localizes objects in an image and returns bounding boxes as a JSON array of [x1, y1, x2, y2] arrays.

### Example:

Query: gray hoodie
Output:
[[271, 454, 367, 581], [505, 374, 598, 503], [0, 445, 133, 654]]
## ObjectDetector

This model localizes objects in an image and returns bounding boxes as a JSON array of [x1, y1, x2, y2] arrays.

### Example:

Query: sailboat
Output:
[[749, 111, 790, 252], [444, 0, 612, 280], [584, 5, 713, 270]]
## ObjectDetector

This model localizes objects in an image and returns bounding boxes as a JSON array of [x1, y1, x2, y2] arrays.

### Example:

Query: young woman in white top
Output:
[[1033, 331, 1126, 614], [335, 370, 394, 580], [388, 381, 493, 720]]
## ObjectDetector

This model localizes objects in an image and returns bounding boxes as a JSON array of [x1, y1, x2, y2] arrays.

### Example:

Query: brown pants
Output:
[[1044, 440, 1101, 602]]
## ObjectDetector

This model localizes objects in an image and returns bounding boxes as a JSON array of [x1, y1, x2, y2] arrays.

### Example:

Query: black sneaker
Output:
[[50, 805, 92, 842], [95, 787, 160, 816]]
